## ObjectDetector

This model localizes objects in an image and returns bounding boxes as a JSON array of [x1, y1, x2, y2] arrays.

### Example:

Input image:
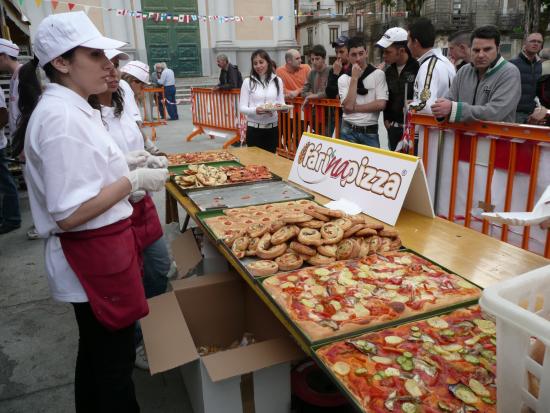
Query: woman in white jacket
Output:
[[239, 49, 284, 153]]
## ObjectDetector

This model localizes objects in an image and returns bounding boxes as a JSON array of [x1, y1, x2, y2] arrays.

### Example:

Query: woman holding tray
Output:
[[15, 12, 168, 412], [239, 49, 285, 153], [89, 49, 173, 368]]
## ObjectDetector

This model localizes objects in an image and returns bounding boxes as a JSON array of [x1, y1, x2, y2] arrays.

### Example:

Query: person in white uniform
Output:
[[16, 12, 168, 412], [407, 17, 456, 211], [239, 49, 285, 153], [90, 49, 172, 369]]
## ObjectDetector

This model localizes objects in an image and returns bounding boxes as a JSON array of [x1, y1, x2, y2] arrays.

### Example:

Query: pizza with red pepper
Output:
[[316, 306, 496, 412], [262, 251, 481, 341], [167, 151, 237, 166]]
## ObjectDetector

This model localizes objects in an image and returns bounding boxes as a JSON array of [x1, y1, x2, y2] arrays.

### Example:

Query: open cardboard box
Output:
[[141, 271, 305, 413]]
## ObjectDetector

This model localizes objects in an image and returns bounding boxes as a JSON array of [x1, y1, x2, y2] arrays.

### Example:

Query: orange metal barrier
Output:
[[141, 87, 167, 141], [277, 97, 342, 159], [186, 88, 241, 149], [409, 113, 550, 258]]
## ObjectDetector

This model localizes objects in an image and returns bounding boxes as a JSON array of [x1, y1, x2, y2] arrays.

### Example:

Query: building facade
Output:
[[295, 0, 350, 63], [16, 0, 296, 78]]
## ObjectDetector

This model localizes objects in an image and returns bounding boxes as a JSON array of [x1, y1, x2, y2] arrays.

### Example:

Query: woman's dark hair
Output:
[[249, 49, 279, 95], [12, 48, 76, 156], [88, 87, 125, 119]]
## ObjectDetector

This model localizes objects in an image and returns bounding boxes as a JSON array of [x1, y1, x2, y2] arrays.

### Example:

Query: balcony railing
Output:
[[424, 12, 475, 32], [496, 13, 524, 32]]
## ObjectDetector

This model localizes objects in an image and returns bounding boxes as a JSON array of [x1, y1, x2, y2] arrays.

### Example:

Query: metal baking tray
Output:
[[188, 180, 314, 211]]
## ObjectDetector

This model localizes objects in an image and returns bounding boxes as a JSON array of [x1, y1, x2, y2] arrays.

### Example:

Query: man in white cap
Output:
[[0, 38, 22, 234], [376, 27, 419, 151]]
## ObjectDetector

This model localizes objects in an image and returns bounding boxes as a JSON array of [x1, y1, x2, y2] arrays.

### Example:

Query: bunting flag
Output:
[[15, 0, 408, 22]]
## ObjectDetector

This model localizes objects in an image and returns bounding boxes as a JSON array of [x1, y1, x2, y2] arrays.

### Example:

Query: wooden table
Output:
[[165, 147, 549, 353]]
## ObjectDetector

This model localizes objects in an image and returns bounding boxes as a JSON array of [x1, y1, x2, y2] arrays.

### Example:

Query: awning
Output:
[[1, 0, 30, 37]]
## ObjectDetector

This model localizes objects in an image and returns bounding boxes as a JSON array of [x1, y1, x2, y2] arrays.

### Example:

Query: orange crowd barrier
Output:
[[277, 97, 342, 159], [408, 113, 550, 258], [186, 87, 241, 149], [141, 87, 167, 141]]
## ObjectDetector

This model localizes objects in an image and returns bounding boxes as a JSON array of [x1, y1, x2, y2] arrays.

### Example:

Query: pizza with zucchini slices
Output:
[[262, 251, 480, 341], [315, 306, 496, 412]]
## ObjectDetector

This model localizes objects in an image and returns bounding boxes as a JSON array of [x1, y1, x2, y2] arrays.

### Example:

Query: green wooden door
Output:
[[142, 0, 202, 77]]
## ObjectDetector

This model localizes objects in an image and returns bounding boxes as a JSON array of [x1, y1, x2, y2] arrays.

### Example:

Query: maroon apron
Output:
[[130, 194, 163, 251], [59, 219, 149, 331]]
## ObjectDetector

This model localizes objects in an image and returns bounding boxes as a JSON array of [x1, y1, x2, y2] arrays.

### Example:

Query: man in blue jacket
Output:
[[510, 32, 543, 124]]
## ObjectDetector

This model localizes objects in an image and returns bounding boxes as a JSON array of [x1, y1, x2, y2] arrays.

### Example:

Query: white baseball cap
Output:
[[33, 11, 126, 67], [105, 49, 129, 61], [0, 39, 20, 57], [120, 60, 151, 84], [376, 27, 409, 49]]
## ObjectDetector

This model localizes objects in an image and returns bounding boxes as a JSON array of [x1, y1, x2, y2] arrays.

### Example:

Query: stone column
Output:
[[276, 0, 297, 47], [214, 0, 233, 47]]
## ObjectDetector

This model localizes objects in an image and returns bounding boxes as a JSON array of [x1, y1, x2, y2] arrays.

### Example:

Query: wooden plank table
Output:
[[165, 147, 549, 353]]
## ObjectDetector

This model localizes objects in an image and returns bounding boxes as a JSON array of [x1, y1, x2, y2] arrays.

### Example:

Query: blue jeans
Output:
[[340, 122, 380, 148], [164, 85, 179, 120], [135, 236, 171, 346], [0, 148, 21, 227]]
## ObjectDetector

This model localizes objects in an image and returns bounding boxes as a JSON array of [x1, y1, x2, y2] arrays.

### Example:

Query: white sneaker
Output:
[[166, 260, 178, 279], [27, 227, 40, 240], [135, 345, 149, 370]]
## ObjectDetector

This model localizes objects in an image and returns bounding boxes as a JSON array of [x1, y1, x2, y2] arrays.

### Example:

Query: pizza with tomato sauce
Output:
[[262, 251, 480, 341], [167, 151, 238, 166], [316, 306, 496, 412]]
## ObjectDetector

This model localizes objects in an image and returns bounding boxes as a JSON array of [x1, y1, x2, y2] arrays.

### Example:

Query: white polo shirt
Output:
[[119, 79, 143, 122], [24, 83, 133, 303], [101, 105, 145, 154], [239, 75, 285, 125], [338, 68, 389, 126], [0, 90, 7, 150]]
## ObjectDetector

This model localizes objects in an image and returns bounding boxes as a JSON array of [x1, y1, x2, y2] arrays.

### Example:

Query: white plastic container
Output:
[[479, 265, 550, 413]]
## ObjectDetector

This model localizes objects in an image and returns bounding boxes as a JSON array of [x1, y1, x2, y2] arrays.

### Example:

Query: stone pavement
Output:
[[0, 104, 224, 413]]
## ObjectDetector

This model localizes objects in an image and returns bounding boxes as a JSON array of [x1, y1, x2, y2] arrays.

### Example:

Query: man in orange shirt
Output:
[[276, 49, 311, 99]]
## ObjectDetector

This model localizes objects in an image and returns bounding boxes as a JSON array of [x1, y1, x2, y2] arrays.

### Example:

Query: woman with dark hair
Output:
[[17, 11, 168, 412], [239, 49, 284, 153], [89, 49, 172, 369]]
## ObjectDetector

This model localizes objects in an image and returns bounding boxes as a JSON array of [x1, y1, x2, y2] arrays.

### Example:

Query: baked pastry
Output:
[[246, 260, 279, 276], [289, 241, 317, 256], [297, 228, 323, 246], [275, 252, 304, 271], [320, 223, 344, 244]]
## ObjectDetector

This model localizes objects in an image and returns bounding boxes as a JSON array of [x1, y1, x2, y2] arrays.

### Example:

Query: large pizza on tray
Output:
[[167, 151, 237, 166], [316, 306, 496, 412], [262, 251, 481, 341]]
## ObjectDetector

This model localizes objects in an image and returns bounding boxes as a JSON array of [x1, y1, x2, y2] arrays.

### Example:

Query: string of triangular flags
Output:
[[22, 0, 407, 23]]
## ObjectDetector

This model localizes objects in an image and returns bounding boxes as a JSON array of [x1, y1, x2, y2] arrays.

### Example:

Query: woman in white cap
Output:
[[15, 11, 168, 412], [89, 50, 172, 369]]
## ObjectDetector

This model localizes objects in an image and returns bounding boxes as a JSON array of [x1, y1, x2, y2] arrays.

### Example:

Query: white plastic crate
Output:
[[480, 265, 550, 413]]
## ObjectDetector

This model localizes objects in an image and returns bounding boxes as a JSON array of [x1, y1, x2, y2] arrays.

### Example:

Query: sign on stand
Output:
[[288, 133, 434, 226]]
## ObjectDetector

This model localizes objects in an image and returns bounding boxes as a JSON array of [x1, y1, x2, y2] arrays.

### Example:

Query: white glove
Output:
[[129, 190, 146, 204], [125, 150, 150, 170], [144, 138, 161, 155], [147, 155, 169, 169], [125, 168, 169, 192]]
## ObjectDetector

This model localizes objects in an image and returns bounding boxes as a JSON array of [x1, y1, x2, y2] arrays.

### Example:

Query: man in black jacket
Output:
[[216, 54, 242, 90], [376, 27, 419, 150], [510, 32, 543, 123], [325, 35, 351, 99]]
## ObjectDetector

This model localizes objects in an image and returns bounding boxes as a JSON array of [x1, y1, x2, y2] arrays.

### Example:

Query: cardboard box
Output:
[[141, 272, 305, 413], [171, 229, 228, 276]]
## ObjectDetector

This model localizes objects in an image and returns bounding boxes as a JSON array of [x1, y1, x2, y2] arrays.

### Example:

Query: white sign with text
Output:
[[288, 133, 434, 225]]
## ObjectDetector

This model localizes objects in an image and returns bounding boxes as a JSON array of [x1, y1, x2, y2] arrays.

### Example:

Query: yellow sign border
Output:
[[302, 132, 419, 163]]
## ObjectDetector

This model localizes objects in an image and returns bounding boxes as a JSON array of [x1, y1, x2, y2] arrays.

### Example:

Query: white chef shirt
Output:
[[411, 48, 456, 115], [239, 74, 285, 125], [158, 68, 176, 86], [119, 79, 143, 122], [338, 68, 389, 126], [101, 105, 145, 154], [24, 83, 133, 303], [8, 64, 22, 139], [0, 90, 7, 150]]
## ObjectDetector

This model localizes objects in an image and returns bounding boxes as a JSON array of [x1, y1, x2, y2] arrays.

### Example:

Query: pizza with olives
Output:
[[262, 251, 481, 341], [315, 306, 496, 412]]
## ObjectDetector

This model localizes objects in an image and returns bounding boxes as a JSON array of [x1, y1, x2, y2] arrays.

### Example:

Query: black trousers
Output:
[[72, 303, 140, 413], [387, 126, 404, 151], [246, 125, 278, 154]]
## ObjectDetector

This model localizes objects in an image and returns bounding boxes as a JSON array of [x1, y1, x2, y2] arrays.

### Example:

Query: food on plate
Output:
[[315, 306, 496, 412], [246, 260, 279, 276], [204, 201, 403, 274], [259, 102, 294, 111], [262, 251, 481, 341], [174, 164, 273, 189], [167, 151, 238, 166]]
